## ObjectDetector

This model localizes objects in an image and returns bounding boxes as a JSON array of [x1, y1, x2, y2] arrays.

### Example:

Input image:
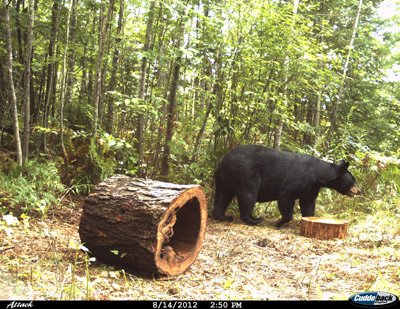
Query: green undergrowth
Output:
[[0, 159, 66, 217]]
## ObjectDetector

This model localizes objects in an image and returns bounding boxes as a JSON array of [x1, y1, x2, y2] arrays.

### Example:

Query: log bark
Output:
[[78, 175, 208, 277], [300, 217, 348, 240]]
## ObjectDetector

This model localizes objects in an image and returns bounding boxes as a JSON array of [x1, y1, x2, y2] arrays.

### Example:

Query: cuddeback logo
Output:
[[349, 291, 399, 307]]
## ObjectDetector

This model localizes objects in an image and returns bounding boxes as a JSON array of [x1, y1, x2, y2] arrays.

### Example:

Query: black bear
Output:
[[212, 145, 361, 227]]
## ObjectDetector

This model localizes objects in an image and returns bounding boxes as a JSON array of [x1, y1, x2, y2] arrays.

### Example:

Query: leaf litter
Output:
[[1, 204, 399, 300]]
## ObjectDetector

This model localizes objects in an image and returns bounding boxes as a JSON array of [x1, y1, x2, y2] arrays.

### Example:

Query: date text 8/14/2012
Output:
[[152, 301, 243, 309]]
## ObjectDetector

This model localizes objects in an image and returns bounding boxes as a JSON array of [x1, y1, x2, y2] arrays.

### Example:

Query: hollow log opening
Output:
[[156, 195, 206, 275], [167, 199, 201, 256]]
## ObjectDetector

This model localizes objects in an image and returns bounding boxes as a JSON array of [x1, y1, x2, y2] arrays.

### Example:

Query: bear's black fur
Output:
[[212, 145, 361, 226]]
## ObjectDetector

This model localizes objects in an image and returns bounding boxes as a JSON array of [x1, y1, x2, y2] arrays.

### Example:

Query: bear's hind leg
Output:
[[213, 189, 234, 222], [276, 198, 295, 227], [237, 192, 264, 225]]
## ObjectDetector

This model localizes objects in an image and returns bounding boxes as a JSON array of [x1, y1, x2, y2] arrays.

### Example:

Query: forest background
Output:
[[1, 0, 400, 300], [0, 0, 400, 220]]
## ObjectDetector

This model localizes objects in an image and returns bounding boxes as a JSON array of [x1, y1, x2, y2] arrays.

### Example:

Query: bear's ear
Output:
[[336, 160, 350, 175]]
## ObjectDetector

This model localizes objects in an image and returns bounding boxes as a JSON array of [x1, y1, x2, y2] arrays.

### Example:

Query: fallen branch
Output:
[[0, 246, 15, 253]]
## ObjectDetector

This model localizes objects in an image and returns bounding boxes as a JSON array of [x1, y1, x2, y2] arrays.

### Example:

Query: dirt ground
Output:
[[1, 204, 399, 300]]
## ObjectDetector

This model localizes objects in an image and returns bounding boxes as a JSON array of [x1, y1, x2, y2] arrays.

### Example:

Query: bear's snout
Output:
[[348, 184, 361, 197]]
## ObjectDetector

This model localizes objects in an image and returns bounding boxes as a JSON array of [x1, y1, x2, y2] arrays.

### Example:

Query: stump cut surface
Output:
[[78, 175, 208, 276], [300, 217, 348, 240]]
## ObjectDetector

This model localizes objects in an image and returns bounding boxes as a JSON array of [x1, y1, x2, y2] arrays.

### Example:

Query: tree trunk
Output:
[[160, 6, 187, 179], [106, 0, 124, 135], [273, 0, 299, 150], [326, 0, 363, 147], [22, 0, 35, 164], [78, 175, 208, 277], [65, 0, 78, 107], [313, 91, 322, 146], [59, 0, 74, 178], [92, 0, 115, 139], [15, 0, 24, 65], [43, 1, 59, 154], [136, 1, 156, 177], [160, 54, 182, 178], [313, 0, 325, 147], [300, 217, 348, 240], [3, 2, 23, 166]]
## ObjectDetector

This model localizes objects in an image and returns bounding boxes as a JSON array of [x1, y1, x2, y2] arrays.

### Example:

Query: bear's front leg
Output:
[[299, 198, 316, 217]]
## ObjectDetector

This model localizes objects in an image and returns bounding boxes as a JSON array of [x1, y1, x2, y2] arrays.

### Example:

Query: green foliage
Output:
[[0, 159, 65, 217], [91, 132, 138, 177], [65, 129, 139, 195], [1, 0, 399, 202], [313, 148, 400, 239]]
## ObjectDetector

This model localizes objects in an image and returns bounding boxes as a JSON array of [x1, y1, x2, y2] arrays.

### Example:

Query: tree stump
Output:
[[78, 175, 208, 277], [300, 217, 348, 240]]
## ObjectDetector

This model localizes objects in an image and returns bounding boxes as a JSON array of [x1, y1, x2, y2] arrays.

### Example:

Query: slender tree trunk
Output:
[[149, 5, 170, 178], [191, 3, 221, 163], [65, 0, 78, 107], [312, 0, 325, 148], [79, 44, 88, 112], [60, 0, 74, 178], [326, 0, 363, 147], [3, 1, 23, 166], [43, 1, 59, 154], [106, 0, 124, 135], [15, 0, 24, 65], [92, 0, 115, 139], [160, 55, 182, 178], [98, 32, 112, 129], [273, 0, 299, 150], [160, 13, 186, 178], [314, 91, 321, 145], [22, 0, 35, 164], [313, 1, 325, 147], [137, 1, 156, 177], [191, 56, 221, 163]]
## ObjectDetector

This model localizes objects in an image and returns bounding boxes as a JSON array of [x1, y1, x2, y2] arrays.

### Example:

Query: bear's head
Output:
[[328, 160, 361, 197]]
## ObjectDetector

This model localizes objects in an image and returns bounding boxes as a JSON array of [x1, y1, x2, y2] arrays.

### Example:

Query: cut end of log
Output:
[[78, 175, 208, 277], [155, 187, 207, 276], [300, 217, 348, 240]]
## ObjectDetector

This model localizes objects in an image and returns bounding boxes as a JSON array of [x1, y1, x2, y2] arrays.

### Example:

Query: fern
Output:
[[0, 159, 65, 217]]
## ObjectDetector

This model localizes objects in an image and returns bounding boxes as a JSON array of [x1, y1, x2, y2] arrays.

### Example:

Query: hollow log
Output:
[[300, 217, 348, 240], [78, 175, 208, 277]]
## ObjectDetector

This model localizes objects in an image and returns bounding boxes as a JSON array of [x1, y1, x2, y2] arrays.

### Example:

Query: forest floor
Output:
[[1, 200, 399, 300]]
